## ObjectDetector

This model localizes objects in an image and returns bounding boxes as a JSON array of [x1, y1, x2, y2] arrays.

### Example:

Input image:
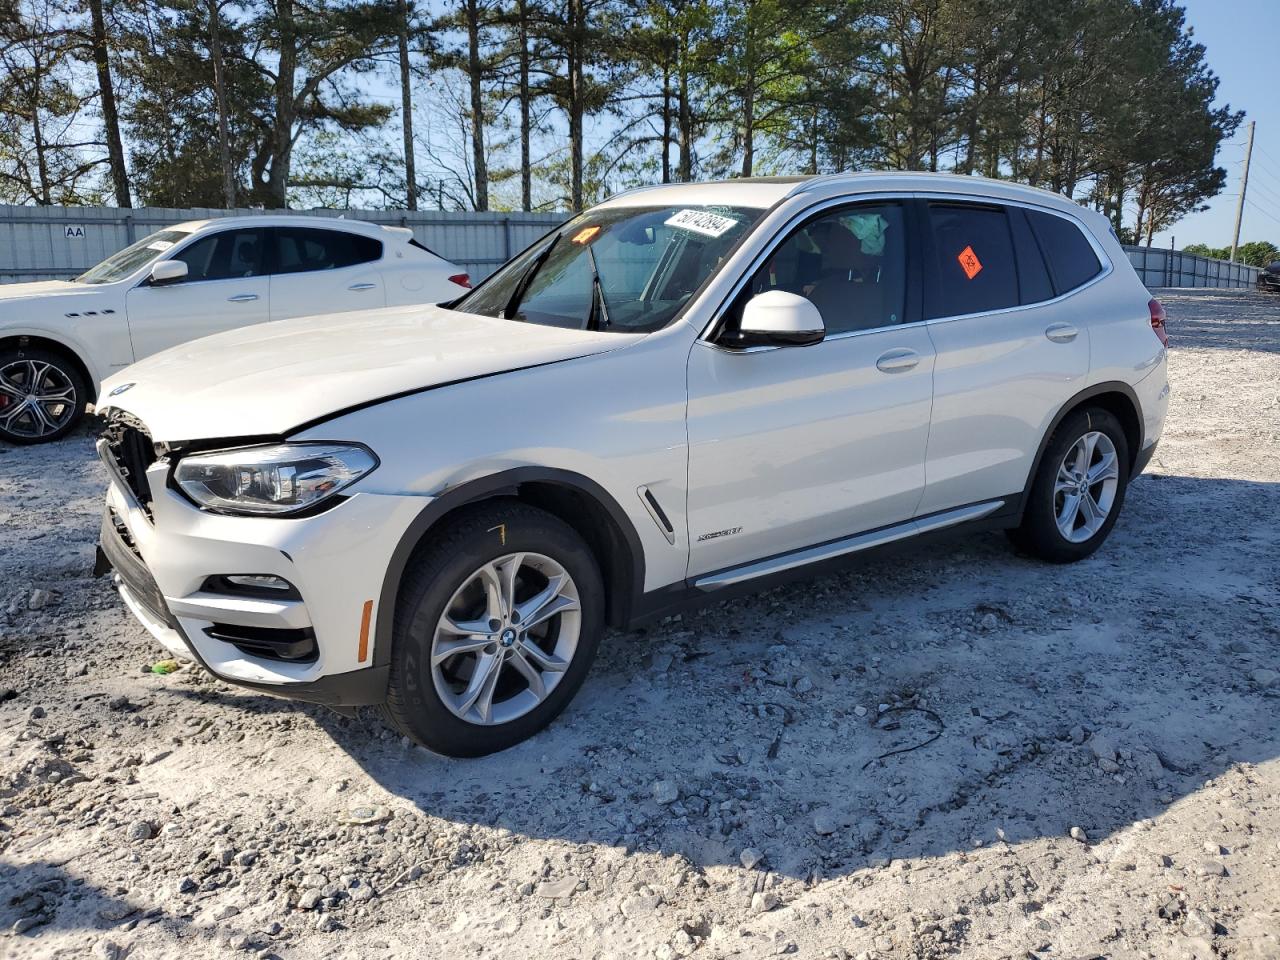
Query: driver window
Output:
[[746, 202, 907, 335], [174, 229, 263, 282]]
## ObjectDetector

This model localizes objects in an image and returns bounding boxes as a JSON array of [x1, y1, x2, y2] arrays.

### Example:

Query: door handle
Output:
[[348, 282, 377, 291], [1045, 322, 1079, 343], [227, 293, 259, 303], [876, 348, 920, 373]]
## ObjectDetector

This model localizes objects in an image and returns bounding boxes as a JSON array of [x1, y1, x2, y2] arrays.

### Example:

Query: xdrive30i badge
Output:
[[697, 526, 743, 542]]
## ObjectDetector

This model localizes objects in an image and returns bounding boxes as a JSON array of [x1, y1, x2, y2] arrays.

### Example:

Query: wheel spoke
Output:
[[1087, 450, 1119, 485], [496, 553, 523, 615], [438, 615, 493, 637], [515, 574, 578, 630], [1058, 492, 1081, 534], [455, 652, 503, 721], [1079, 490, 1104, 530], [477, 562, 507, 622], [27, 401, 55, 435], [0, 378, 23, 401], [517, 637, 569, 673], [507, 650, 546, 699], [431, 634, 492, 666]]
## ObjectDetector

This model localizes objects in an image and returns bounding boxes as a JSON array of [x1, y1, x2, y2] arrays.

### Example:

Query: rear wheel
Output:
[[1008, 407, 1130, 563], [381, 501, 604, 757], [0, 347, 87, 445]]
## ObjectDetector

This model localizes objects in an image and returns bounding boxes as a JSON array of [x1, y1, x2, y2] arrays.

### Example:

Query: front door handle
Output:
[[227, 293, 259, 303], [348, 282, 377, 291], [1045, 322, 1079, 343], [876, 348, 921, 373]]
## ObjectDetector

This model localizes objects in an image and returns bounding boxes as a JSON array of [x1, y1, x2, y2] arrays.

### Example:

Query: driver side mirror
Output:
[[149, 260, 188, 285], [727, 290, 825, 348]]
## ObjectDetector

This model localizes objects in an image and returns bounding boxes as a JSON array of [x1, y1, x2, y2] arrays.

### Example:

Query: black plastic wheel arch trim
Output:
[[372, 466, 648, 669]]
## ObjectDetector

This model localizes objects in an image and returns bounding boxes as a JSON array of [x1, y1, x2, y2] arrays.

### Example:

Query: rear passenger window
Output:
[[1026, 210, 1102, 294], [1008, 208, 1054, 304], [271, 228, 382, 275], [925, 204, 1019, 318]]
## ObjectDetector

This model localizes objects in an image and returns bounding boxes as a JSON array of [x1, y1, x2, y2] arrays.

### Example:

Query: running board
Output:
[[693, 500, 1005, 591]]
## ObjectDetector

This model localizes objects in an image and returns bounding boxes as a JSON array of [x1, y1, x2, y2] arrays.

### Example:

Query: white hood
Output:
[[99, 304, 633, 442], [0, 280, 95, 304]]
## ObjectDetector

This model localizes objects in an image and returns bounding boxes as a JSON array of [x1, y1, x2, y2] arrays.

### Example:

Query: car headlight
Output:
[[174, 443, 378, 516]]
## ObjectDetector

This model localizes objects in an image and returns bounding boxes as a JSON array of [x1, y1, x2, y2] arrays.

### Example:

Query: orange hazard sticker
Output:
[[957, 245, 982, 279]]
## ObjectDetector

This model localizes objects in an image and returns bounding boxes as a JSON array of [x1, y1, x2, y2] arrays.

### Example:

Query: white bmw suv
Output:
[[0, 215, 469, 444], [95, 174, 1169, 756]]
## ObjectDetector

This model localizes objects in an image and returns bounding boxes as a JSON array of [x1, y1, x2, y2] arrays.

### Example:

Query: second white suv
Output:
[[95, 173, 1170, 756]]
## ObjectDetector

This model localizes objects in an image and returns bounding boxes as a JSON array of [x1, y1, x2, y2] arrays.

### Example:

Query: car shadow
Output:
[[157, 471, 1280, 881]]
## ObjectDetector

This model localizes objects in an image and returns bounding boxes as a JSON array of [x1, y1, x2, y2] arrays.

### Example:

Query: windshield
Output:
[[76, 229, 193, 284], [453, 204, 764, 333]]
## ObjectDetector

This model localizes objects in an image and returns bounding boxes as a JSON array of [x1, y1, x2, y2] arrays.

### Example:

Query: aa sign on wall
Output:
[[64, 225, 86, 240]]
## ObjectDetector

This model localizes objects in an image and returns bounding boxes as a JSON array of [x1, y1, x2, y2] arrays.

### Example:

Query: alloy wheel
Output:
[[1054, 430, 1120, 543], [430, 552, 581, 726], [0, 359, 78, 440]]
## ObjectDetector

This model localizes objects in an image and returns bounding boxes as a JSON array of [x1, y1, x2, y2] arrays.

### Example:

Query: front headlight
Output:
[[174, 443, 378, 516]]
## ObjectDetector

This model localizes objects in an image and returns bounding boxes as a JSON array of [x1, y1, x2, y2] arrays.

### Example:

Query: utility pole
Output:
[[1230, 120, 1255, 263]]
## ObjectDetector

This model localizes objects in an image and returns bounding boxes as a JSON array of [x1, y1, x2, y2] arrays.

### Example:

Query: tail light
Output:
[[448, 273, 472, 289], [1148, 298, 1168, 347]]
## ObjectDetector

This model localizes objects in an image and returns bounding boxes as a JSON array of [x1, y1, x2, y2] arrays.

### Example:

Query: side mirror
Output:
[[729, 290, 825, 348], [149, 260, 188, 285]]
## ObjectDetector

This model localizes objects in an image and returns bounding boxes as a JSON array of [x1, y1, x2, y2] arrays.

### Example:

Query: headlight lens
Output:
[[174, 443, 378, 516]]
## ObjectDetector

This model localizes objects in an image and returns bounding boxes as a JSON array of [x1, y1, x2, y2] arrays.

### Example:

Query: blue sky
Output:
[[1153, 0, 1280, 248]]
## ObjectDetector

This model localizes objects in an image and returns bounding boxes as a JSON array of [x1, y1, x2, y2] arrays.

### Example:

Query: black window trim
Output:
[[912, 192, 1113, 326], [699, 192, 923, 350]]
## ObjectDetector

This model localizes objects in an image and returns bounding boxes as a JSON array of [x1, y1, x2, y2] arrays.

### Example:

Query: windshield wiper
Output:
[[503, 233, 560, 321], [585, 242, 611, 331]]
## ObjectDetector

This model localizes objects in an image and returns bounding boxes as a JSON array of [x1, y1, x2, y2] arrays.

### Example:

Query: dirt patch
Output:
[[2, 288, 1278, 959]]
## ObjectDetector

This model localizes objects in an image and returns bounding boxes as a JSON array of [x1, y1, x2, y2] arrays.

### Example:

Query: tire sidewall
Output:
[[0, 347, 87, 445], [389, 504, 605, 757], [1028, 408, 1130, 561]]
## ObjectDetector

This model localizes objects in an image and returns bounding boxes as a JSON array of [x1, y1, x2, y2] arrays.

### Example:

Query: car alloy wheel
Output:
[[429, 551, 582, 726], [1054, 430, 1120, 543], [0, 358, 79, 440]]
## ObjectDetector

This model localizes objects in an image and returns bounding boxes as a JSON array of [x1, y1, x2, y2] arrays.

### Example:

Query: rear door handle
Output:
[[348, 282, 377, 291], [1045, 322, 1079, 343], [227, 293, 258, 303], [876, 348, 921, 373]]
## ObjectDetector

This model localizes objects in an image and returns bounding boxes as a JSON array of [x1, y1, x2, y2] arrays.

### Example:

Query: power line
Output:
[[1244, 198, 1280, 228]]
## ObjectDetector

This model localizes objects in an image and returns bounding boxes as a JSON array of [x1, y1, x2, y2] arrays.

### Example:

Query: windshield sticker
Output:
[[958, 245, 983, 279], [146, 240, 175, 252], [664, 209, 738, 238], [571, 225, 601, 245]]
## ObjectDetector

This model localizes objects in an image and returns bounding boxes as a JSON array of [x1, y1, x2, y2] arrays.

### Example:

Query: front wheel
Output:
[[380, 501, 605, 757], [1008, 407, 1130, 563], [0, 347, 88, 445]]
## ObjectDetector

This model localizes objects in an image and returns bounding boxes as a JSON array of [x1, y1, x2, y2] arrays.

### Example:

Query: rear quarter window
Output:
[[1026, 210, 1103, 295]]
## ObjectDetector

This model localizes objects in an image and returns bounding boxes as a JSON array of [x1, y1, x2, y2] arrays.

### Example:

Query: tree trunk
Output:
[[465, 0, 488, 210], [267, 0, 297, 207], [567, 0, 584, 210], [208, 0, 236, 208], [87, 0, 130, 207], [397, 0, 416, 210], [518, 0, 531, 210], [677, 28, 692, 181], [740, 7, 754, 178], [661, 57, 671, 184]]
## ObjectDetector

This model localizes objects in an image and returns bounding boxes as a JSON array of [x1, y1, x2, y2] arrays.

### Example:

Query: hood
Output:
[[0, 280, 91, 304], [100, 303, 634, 442]]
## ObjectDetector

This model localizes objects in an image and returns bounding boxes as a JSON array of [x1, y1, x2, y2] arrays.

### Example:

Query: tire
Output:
[[1008, 407, 1131, 563], [0, 346, 88, 445], [380, 500, 605, 757]]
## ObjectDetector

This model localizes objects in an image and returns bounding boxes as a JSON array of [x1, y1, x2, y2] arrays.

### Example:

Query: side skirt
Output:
[[625, 495, 1023, 629]]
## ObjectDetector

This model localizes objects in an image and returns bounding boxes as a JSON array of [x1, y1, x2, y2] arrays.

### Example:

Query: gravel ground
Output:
[[1, 287, 1278, 960]]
